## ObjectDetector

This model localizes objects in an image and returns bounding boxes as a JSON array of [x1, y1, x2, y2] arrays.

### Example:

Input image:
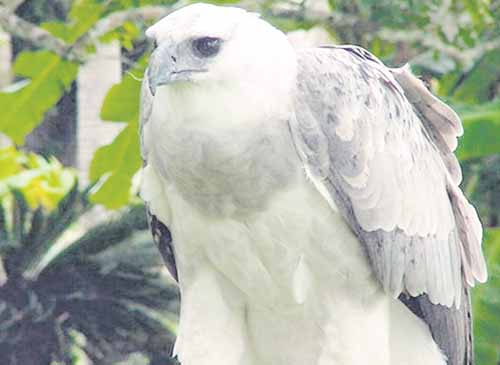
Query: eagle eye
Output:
[[192, 37, 221, 58]]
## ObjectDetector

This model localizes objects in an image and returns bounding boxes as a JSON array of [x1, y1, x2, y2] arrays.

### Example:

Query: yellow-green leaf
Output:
[[89, 122, 141, 209], [457, 102, 500, 160], [0, 51, 78, 144]]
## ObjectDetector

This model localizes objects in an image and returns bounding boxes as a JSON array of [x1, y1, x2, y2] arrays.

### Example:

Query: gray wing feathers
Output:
[[399, 287, 473, 365], [292, 47, 486, 364], [390, 65, 486, 286], [449, 183, 487, 286], [391, 66, 463, 183]]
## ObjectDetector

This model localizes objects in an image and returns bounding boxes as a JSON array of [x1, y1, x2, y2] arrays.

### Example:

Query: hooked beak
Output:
[[147, 44, 176, 96], [147, 43, 207, 95]]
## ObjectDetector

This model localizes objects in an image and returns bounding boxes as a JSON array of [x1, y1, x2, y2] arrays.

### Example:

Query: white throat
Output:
[[147, 75, 299, 217]]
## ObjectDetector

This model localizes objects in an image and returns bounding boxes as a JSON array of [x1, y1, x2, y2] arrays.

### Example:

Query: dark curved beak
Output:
[[147, 44, 176, 96]]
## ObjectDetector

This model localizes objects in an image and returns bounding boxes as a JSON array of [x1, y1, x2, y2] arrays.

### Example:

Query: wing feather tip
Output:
[[473, 261, 488, 283]]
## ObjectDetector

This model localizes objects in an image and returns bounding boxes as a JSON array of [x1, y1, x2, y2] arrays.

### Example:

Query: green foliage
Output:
[[0, 160, 178, 364], [99, 67, 144, 123], [264, 15, 315, 33], [473, 228, 500, 364], [357, 0, 431, 28], [88, 61, 145, 209], [368, 37, 396, 61], [42, 0, 105, 43], [0, 147, 75, 210], [100, 21, 141, 50], [0, 51, 78, 144], [89, 122, 142, 209], [456, 102, 500, 160], [460, 0, 493, 34], [452, 50, 500, 104], [106, 0, 178, 12]]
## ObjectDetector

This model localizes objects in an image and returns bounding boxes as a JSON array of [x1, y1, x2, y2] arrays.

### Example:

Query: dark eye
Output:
[[192, 37, 221, 58]]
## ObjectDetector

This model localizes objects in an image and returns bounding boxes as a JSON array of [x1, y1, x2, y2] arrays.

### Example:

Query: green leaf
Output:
[[50, 205, 147, 266], [21, 181, 88, 280], [452, 50, 500, 104], [68, 0, 104, 37], [263, 15, 315, 33], [89, 59, 146, 209], [0, 147, 24, 180], [0, 148, 76, 211], [460, 0, 493, 33], [100, 71, 142, 122], [458, 27, 475, 48], [456, 102, 500, 160], [369, 37, 396, 61], [41, 22, 71, 42], [89, 122, 141, 209], [42, 0, 105, 43], [0, 51, 78, 144], [473, 228, 500, 364]]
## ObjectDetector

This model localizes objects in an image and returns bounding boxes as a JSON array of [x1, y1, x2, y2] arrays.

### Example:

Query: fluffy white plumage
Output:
[[140, 4, 486, 365], [162, 172, 446, 365]]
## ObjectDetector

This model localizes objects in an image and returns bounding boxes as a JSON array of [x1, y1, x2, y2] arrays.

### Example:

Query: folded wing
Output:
[[290, 46, 487, 364]]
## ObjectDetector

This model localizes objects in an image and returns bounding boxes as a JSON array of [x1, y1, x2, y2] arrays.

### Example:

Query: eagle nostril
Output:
[[171, 55, 177, 63]]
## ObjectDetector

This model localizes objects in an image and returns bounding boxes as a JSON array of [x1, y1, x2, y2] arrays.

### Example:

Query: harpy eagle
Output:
[[139, 4, 487, 365]]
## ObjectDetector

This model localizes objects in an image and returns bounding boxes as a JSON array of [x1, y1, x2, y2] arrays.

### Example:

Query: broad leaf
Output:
[[89, 122, 141, 209], [456, 102, 500, 160], [89, 60, 146, 209], [100, 71, 142, 122], [0, 51, 78, 144], [0, 1, 102, 145]]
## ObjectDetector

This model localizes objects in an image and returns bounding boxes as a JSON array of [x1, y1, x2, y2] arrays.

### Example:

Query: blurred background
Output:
[[0, 0, 498, 364]]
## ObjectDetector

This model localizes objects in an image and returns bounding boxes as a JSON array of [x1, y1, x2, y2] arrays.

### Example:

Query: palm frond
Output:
[[0, 184, 179, 364]]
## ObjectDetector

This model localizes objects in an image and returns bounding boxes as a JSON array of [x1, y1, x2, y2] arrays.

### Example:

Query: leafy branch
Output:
[[0, 8, 75, 55], [0, 4, 175, 63], [0, 1, 182, 145], [254, 0, 500, 68], [378, 29, 500, 68]]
